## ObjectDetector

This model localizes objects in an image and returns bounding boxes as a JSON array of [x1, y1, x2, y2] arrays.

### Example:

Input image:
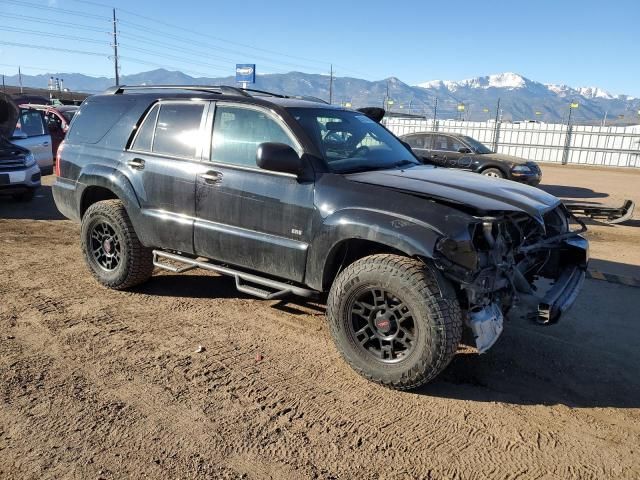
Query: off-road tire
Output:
[[81, 200, 154, 289], [327, 254, 463, 390], [481, 167, 504, 178]]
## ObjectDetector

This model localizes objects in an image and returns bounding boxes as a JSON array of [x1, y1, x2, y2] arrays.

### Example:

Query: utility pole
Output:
[[18, 66, 23, 93], [2, 74, 5, 93], [112, 8, 120, 86], [328, 64, 333, 104]]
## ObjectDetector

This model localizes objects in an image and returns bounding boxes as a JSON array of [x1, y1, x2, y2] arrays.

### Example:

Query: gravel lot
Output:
[[1, 167, 639, 479]]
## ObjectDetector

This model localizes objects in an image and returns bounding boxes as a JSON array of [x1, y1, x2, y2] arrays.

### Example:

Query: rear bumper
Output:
[[52, 178, 80, 221]]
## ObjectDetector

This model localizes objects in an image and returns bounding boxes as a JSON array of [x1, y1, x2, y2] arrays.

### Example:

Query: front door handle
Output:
[[200, 171, 223, 184], [127, 158, 145, 170], [43, 142, 50, 146]]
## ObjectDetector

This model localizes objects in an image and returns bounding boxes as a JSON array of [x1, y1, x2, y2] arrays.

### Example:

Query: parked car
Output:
[[21, 104, 79, 156], [0, 93, 42, 201], [52, 86, 587, 390], [401, 131, 542, 186], [11, 105, 54, 174]]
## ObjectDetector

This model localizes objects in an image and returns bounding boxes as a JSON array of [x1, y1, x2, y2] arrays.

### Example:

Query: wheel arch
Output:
[[478, 163, 509, 177], [76, 166, 141, 220], [305, 209, 441, 291]]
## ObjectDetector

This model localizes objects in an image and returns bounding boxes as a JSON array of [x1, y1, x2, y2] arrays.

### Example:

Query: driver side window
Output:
[[211, 105, 297, 168]]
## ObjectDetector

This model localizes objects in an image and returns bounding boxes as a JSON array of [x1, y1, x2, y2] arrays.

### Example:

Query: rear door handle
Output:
[[43, 142, 50, 146], [200, 171, 223, 184], [127, 158, 145, 170]]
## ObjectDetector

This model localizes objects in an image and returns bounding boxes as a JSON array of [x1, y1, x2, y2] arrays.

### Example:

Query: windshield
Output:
[[288, 108, 420, 173], [462, 135, 493, 154]]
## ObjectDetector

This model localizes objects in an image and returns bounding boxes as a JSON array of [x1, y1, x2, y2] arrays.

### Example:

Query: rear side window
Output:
[[68, 97, 135, 144], [152, 103, 205, 158], [131, 104, 159, 152], [405, 134, 428, 148]]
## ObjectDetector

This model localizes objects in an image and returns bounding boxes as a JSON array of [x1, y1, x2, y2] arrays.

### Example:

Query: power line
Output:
[[0, 41, 108, 57], [0, 26, 110, 46], [0, 13, 109, 33], [66, 0, 350, 74], [2, 0, 110, 21], [116, 30, 295, 75], [118, 56, 224, 79], [119, 44, 232, 74], [117, 19, 327, 73]]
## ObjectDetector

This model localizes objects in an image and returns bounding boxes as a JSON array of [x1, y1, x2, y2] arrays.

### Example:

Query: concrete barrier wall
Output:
[[383, 118, 640, 168]]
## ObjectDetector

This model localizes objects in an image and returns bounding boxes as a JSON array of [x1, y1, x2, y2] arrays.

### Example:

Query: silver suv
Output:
[[0, 93, 42, 201]]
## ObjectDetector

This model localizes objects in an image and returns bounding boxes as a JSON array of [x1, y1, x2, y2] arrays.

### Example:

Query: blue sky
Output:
[[0, 0, 638, 95]]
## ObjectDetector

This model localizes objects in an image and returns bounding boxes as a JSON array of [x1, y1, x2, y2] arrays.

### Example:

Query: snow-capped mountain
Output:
[[414, 72, 638, 122], [418, 72, 528, 91], [4, 69, 638, 124]]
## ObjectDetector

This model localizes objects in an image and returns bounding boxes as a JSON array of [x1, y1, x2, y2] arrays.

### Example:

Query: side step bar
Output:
[[152, 250, 317, 300]]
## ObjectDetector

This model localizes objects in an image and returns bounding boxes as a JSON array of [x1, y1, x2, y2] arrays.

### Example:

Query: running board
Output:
[[152, 250, 317, 300]]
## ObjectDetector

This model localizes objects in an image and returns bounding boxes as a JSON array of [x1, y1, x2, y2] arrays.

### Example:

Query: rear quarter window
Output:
[[67, 97, 136, 144]]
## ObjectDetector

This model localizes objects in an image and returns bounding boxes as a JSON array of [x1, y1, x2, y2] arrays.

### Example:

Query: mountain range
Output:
[[4, 69, 639, 124]]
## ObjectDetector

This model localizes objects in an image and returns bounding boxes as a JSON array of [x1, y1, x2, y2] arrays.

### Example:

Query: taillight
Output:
[[55, 141, 65, 177]]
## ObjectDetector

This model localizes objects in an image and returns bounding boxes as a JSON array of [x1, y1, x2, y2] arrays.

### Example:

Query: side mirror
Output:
[[256, 142, 302, 176], [11, 129, 28, 140], [400, 140, 412, 150], [458, 147, 472, 154]]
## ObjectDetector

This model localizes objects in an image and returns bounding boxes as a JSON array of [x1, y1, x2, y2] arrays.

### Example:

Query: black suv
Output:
[[401, 131, 542, 185], [53, 86, 588, 390]]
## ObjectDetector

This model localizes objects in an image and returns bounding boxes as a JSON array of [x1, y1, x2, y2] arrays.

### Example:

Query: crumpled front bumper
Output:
[[529, 235, 589, 324]]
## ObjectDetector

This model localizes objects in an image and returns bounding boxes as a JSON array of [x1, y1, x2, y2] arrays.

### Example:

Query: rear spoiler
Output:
[[357, 107, 385, 123]]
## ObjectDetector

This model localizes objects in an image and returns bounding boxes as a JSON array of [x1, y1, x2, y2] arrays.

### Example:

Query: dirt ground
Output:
[[1, 167, 639, 480]]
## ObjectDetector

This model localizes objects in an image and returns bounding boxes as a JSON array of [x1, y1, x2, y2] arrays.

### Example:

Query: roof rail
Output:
[[104, 85, 251, 97], [101, 85, 331, 105]]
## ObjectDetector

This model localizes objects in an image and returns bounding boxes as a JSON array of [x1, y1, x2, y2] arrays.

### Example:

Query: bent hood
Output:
[[346, 165, 559, 222], [0, 93, 19, 140]]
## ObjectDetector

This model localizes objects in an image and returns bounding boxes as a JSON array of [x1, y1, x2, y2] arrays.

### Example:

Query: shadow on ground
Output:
[[133, 273, 252, 300], [0, 184, 65, 220], [539, 184, 609, 199], [420, 279, 640, 408], [134, 271, 639, 409]]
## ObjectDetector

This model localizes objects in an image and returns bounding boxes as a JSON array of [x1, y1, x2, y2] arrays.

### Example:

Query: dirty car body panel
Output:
[[52, 87, 588, 356]]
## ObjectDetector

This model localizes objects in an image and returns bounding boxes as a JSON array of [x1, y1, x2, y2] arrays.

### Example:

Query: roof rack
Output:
[[102, 84, 331, 105], [104, 85, 251, 97]]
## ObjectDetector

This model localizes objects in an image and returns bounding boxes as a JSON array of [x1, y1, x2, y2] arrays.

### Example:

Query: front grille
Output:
[[0, 159, 26, 171]]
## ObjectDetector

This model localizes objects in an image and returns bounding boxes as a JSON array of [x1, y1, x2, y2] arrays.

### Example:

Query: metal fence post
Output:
[[492, 98, 501, 152], [562, 106, 574, 165]]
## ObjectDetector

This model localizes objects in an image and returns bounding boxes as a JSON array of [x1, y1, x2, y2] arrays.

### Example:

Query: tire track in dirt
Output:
[[1, 218, 639, 479]]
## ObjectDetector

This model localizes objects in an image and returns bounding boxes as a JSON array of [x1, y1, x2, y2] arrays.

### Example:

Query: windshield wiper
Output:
[[340, 160, 418, 174], [391, 159, 418, 169]]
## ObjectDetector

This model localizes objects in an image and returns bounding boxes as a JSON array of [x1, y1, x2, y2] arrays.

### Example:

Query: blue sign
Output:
[[236, 64, 256, 84]]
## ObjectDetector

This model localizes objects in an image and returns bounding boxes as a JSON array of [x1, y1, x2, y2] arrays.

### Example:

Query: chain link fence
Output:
[[383, 118, 640, 168]]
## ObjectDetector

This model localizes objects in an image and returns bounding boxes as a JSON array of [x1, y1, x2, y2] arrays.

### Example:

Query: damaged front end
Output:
[[434, 204, 589, 353]]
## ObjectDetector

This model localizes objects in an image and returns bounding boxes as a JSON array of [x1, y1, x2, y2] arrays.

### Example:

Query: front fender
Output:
[[304, 208, 442, 290]]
